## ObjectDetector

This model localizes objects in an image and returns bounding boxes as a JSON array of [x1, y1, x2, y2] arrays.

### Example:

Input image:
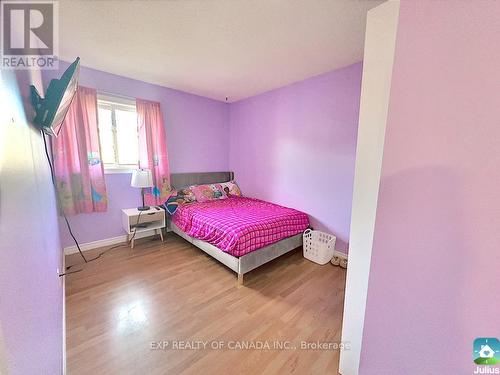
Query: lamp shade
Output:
[[131, 169, 153, 188]]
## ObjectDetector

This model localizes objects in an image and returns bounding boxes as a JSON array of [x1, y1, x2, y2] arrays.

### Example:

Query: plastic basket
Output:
[[303, 229, 336, 265]]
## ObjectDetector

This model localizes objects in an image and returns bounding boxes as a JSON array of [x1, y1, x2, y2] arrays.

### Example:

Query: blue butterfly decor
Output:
[[91, 186, 103, 202]]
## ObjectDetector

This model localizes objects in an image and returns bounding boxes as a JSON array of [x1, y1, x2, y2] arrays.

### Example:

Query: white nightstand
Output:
[[121, 207, 166, 248]]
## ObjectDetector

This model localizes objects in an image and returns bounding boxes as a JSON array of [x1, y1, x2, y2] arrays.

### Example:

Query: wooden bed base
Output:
[[170, 222, 303, 287]]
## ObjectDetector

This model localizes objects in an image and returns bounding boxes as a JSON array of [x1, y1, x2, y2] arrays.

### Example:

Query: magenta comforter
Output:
[[172, 196, 309, 257]]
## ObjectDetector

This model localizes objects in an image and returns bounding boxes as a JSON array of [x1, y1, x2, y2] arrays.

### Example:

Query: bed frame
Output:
[[169, 171, 304, 286]]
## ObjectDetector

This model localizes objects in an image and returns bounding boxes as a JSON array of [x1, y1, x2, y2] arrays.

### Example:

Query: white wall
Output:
[[339, 1, 400, 374]]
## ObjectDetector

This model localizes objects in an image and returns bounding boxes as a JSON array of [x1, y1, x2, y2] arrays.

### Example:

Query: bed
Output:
[[168, 172, 309, 286]]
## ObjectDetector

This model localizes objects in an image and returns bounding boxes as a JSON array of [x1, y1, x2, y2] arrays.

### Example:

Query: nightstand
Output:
[[121, 207, 166, 248]]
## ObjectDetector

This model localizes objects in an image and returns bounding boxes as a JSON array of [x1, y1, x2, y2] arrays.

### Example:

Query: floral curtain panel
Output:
[[137, 99, 171, 205], [52, 86, 108, 215]]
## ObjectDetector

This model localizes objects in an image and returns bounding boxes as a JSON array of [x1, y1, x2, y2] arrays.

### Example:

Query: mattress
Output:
[[172, 196, 309, 257]]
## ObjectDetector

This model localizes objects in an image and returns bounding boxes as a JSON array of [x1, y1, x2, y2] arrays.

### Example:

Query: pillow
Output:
[[220, 181, 242, 197], [190, 183, 227, 203], [178, 187, 196, 203], [164, 188, 196, 214]]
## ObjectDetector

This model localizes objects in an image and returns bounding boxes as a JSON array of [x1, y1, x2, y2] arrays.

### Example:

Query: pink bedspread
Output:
[[172, 197, 309, 257]]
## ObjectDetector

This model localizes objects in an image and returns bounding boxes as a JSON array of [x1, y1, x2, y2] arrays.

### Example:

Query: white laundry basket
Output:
[[303, 229, 336, 265]]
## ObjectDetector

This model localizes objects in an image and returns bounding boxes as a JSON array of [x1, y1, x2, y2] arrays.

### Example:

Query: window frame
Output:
[[97, 94, 139, 174]]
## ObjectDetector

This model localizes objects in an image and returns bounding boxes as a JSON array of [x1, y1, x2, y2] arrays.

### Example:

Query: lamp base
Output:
[[137, 206, 150, 211]]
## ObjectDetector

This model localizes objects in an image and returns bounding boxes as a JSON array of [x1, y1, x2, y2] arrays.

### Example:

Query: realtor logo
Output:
[[1, 0, 58, 69], [474, 338, 500, 365]]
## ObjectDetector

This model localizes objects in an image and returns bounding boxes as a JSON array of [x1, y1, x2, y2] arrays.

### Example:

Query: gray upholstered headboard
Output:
[[170, 171, 234, 190]]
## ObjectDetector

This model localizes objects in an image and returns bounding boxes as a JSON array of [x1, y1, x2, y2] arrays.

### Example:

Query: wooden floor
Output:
[[65, 233, 346, 375]]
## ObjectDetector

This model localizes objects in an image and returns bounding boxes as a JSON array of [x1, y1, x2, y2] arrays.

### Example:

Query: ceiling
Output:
[[59, 0, 382, 102]]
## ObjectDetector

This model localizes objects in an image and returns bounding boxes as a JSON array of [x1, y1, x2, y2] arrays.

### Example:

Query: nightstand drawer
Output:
[[130, 211, 164, 225]]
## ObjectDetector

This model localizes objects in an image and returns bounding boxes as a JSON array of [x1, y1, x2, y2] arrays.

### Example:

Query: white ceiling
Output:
[[59, 0, 382, 102]]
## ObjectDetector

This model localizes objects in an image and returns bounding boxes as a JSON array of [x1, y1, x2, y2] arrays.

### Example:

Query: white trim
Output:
[[63, 230, 159, 255], [64, 235, 127, 255], [103, 167, 135, 174], [97, 94, 139, 171], [339, 1, 400, 374]]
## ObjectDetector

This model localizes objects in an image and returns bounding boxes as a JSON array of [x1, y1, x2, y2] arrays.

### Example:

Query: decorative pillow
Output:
[[164, 188, 196, 214], [220, 181, 242, 197], [178, 187, 196, 203], [190, 184, 227, 203]]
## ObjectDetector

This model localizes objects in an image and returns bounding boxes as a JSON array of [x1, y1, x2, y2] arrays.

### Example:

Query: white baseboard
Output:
[[64, 235, 127, 255], [63, 229, 158, 255]]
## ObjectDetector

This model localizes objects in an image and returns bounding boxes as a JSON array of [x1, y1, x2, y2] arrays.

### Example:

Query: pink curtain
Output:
[[52, 86, 107, 215], [137, 99, 171, 205]]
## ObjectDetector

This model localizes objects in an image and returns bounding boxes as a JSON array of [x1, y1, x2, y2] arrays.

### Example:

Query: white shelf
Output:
[[131, 221, 164, 233], [121, 207, 166, 248]]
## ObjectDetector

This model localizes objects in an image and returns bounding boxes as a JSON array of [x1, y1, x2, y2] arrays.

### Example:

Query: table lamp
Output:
[[131, 169, 153, 211]]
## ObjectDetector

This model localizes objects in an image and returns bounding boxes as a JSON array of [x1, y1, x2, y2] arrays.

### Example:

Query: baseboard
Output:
[[63, 229, 158, 255], [64, 235, 127, 255]]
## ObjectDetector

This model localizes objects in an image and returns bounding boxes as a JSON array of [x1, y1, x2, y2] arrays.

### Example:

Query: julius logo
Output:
[[1, 0, 58, 69], [474, 338, 500, 366]]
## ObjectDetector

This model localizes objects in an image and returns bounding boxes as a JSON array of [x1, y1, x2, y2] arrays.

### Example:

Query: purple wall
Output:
[[43, 63, 230, 246], [360, 1, 500, 374], [45, 62, 362, 250], [0, 71, 63, 373], [229, 63, 362, 252]]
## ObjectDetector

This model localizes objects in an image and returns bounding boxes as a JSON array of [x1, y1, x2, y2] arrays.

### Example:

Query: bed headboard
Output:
[[170, 171, 234, 190]]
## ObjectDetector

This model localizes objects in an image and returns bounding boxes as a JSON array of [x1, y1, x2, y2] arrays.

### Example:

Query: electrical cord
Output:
[[42, 131, 88, 263], [42, 131, 150, 277], [59, 209, 145, 276]]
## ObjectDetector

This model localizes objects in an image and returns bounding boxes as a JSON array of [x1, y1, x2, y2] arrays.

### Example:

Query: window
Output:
[[97, 94, 139, 172]]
